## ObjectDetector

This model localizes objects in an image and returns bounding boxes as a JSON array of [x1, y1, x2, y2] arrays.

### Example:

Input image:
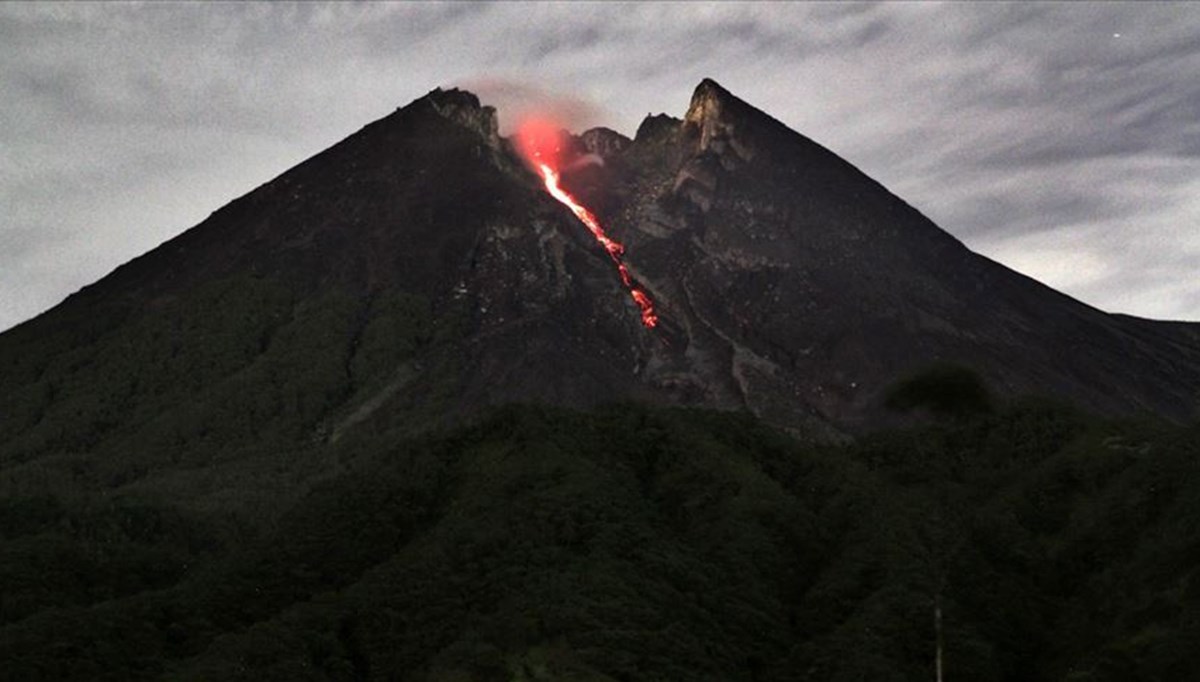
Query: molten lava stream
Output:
[[537, 162, 658, 328], [516, 119, 658, 328]]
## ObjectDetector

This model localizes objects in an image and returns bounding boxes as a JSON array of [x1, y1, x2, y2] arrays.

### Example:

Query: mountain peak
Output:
[[423, 86, 500, 145], [684, 78, 734, 127], [682, 78, 759, 164]]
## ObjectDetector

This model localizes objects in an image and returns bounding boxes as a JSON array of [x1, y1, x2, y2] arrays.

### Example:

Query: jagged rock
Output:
[[634, 113, 681, 144], [578, 126, 631, 159], [683, 78, 755, 166], [425, 87, 501, 148]]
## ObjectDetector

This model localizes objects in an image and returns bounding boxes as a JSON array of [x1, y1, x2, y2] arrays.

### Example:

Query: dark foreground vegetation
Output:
[[1, 399, 1197, 681]]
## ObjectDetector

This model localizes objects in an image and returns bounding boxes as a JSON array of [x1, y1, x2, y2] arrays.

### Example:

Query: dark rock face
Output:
[[2, 80, 1198, 456], [563, 79, 1199, 434], [594, 79, 1200, 433]]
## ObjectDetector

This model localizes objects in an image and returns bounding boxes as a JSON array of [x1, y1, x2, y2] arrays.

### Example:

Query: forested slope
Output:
[[2, 401, 1196, 681]]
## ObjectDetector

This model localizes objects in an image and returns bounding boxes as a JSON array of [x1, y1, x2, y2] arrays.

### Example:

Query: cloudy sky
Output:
[[3, 2, 1198, 331]]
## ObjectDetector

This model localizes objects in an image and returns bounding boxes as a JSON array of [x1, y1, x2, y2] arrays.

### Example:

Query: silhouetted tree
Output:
[[885, 363, 994, 421]]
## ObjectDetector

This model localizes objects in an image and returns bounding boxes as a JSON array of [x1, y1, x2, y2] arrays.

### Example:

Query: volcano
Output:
[[5, 79, 1195, 446], [3, 79, 1200, 680]]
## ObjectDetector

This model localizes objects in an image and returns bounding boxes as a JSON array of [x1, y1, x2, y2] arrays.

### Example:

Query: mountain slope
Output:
[[607, 79, 1200, 430]]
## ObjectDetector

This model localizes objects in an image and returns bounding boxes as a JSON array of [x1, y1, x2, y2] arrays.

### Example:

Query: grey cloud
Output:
[[0, 222, 71, 262], [523, 25, 606, 62]]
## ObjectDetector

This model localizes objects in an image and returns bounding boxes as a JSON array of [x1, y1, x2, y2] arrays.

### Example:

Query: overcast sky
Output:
[[3, 1, 1198, 332]]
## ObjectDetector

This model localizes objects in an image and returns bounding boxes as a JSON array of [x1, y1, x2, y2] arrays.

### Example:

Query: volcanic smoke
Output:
[[515, 118, 659, 328]]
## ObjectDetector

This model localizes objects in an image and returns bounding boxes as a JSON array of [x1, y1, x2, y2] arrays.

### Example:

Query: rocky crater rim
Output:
[[423, 87, 501, 145], [423, 79, 740, 149]]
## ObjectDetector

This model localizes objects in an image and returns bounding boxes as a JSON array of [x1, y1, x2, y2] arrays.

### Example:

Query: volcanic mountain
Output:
[[3, 79, 1200, 681], [4, 79, 1197, 449]]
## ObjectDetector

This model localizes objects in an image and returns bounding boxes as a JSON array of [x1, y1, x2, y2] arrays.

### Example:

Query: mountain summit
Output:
[[2, 78, 1198, 462]]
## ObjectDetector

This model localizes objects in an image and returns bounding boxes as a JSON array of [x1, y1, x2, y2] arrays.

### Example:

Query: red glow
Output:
[[515, 118, 659, 328]]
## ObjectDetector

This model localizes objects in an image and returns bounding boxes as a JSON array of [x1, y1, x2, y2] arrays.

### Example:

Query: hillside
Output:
[[2, 403, 1198, 680]]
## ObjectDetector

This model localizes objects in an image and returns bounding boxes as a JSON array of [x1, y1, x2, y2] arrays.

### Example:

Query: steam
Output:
[[566, 153, 605, 171], [457, 77, 606, 135]]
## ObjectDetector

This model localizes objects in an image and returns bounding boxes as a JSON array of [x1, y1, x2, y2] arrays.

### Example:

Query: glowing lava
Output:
[[516, 118, 659, 328]]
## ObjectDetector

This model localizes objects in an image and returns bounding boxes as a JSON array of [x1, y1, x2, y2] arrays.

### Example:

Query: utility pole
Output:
[[935, 592, 944, 682]]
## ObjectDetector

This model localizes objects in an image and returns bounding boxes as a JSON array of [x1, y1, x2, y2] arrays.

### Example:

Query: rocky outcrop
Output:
[[425, 87, 501, 148], [682, 78, 756, 166], [578, 127, 631, 160]]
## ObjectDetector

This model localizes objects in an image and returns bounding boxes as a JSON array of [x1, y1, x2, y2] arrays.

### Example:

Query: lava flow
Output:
[[515, 118, 658, 328]]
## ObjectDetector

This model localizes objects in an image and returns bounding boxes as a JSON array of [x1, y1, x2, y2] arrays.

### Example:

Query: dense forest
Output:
[[2, 393, 1197, 681]]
